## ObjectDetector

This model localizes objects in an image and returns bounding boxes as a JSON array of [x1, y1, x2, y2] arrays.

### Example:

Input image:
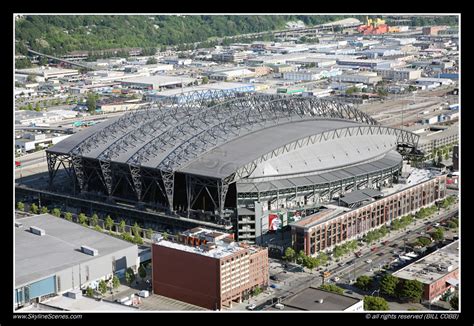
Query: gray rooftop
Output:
[[15, 214, 136, 287], [339, 188, 384, 205], [120, 75, 195, 87], [180, 119, 362, 179], [393, 240, 459, 285], [267, 286, 361, 311], [237, 150, 401, 193]]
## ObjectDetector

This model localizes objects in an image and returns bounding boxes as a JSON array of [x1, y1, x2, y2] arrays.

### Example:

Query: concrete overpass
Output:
[[27, 49, 98, 71]]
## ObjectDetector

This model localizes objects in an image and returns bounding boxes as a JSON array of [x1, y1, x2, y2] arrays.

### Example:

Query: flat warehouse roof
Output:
[[149, 82, 254, 96], [121, 75, 194, 87], [267, 286, 360, 311], [15, 214, 136, 288]]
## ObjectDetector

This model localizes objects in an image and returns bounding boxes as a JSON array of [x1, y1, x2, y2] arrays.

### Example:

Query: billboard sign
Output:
[[268, 214, 281, 231]]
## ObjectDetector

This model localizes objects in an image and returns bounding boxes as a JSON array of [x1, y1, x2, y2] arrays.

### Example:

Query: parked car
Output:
[[365, 259, 372, 264], [246, 304, 257, 310], [270, 275, 279, 281], [332, 276, 340, 282]]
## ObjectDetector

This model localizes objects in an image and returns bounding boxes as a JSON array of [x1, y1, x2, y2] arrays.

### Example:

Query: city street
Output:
[[227, 204, 458, 311]]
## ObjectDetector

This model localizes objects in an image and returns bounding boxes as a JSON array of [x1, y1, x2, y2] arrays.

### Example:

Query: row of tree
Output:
[[16, 202, 155, 244], [282, 247, 329, 271]]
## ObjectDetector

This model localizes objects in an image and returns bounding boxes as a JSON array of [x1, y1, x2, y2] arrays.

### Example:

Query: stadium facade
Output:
[[47, 91, 419, 243]]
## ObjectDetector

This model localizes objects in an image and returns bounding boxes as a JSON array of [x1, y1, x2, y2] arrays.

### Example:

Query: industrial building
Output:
[[332, 72, 382, 85], [375, 68, 422, 81], [15, 214, 139, 309], [151, 228, 268, 310], [282, 68, 341, 81], [16, 67, 79, 81], [96, 98, 148, 113], [208, 68, 256, 81], [414, 125, 459, 155], [15, 132, 71, 154], [393, 240, 459, 302], [266, 286, 363, 311], [145, 82, 255, 104], [46, 93, 419, 244], [120, 75, 195, 90], [290, 175, 447, 255]]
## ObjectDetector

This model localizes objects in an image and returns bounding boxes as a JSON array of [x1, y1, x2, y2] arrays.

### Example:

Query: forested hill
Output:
[[15, 15, 345, 56], [15, 15, 459, 57]]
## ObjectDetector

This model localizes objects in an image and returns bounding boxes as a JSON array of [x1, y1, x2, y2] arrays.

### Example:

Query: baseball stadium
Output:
[[46, 91, 420, 243]]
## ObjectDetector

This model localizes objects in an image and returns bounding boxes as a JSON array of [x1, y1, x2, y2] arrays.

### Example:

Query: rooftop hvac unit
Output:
[[30, 226, 45, 236], [81, 245, 99, 256], [15, 222, 23, 228]]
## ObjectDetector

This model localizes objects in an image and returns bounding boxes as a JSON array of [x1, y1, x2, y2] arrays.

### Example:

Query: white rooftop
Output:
[[121, 75, 194, 87], [156, 239, 245, 259], [393, 240, 459, 284], [41, 295, 137, 311]]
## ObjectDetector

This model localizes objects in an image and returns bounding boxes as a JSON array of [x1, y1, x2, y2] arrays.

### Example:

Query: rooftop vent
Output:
[[30, 226, 45, 236], [81, 245, 98, 256]]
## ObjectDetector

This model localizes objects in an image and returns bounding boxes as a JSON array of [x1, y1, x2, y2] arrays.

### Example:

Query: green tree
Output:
[[94, 225, 103, 232], [379, 274, 399, 297], [16, 202, 25, 211], [133, 234, 144, 245], [447, 221, 458, 229], [399, 279, 424, 302], [122, 232, 134, 242], [377, 88, 388, 97], [364, 296, 389, 311], [138, 265, 147, 279], [163, 232, 168, 240], [355, 275, 373, 291], [40, 206, 48, 214], [35, 102, 41, 112], [431, 228, 444, 242], [90, 213, 99, 227], [416, 237, 432, 247], [296, 250, 306, 265], [105, 215, 114, 231], [26, 74, 36, 82], [252, 286, 262, 296], [319, 284, 344, 295], [86, 286, 94, 297], [64, 212, 73, 221], [132, 222, 141, 237], [78, 213, 88, 226], [449, 294, 458, 310], [86, 92, 97, 113], [283, 247, 296, 262], [318, 252, 328, 265], [112, 275, 120, 289], [98, 279, 107, 295], [304, 256, 319, 272], [146, 228, 154, 239], [51, 208, 61, 217], [119, 219, 126, 233], [146, 57, 157, 64], [202, 76, 209, 84], [125, 267, 135, 286]]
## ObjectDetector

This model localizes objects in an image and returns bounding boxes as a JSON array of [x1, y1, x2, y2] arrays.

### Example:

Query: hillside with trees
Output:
[[15, 15, 348, 56]]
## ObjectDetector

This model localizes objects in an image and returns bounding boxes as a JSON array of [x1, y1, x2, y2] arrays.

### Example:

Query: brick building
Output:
[[152, 228, 268, 310], [393, 240, 459, 302], [291, 175, 447, 256]]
